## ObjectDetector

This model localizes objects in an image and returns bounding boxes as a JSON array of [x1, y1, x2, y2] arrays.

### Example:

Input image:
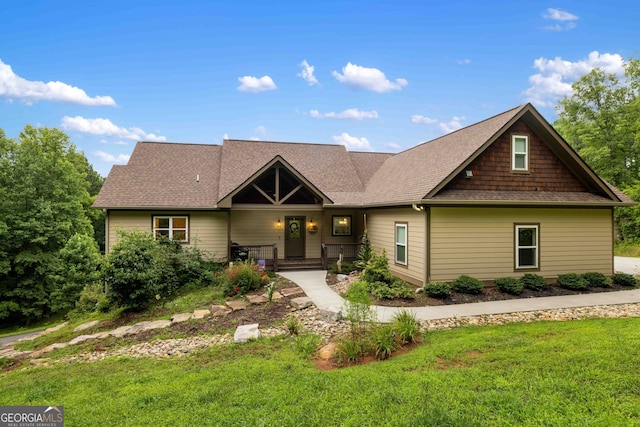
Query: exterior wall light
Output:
[[275, 218, 283, 230], [465, 170, 473, 179]]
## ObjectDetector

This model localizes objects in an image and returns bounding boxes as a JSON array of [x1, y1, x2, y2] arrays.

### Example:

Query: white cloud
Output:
[[523, 51, 625, 106], [61, 116, 167, 141], [457, 59, 471, 65], [223, 133, 229, 140], [332, 132, 373, 151], [0, 59, 116, 106], [384, 142, 401, 150], [298, 60, 318, 86], [543, 8, 578, 31], [113, 140, 128, 145], [411, 115, 438, 124], [254, 125, 267, 135], [94, 150, 130, 164], [237, 75, 277, 92], [332, 63, 408, 93], [412, 114, 465, 134], [309, 108, 379, 120]]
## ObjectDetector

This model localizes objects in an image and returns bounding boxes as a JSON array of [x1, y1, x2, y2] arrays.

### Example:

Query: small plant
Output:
[[520, 273, 548, 291], [424, 282, 451, 298], [392, 309, 421, 344], [286, 316, 302, 336], [494, 277, 524, 295], [581, 272, 612, 288], [370, 324, 397, 360], [337, 337, 366, 362], [343, 281, 375, 339], [354, 230, 373, 270], [222, 260, 269, 297], [362, 249, 393, 284], [612, 272, 637, 287], [452, 275, 483, 295], [294, 334, 321, 357], [557, 273, 588, 291], [265, 282, 276, 303], [367, 279, 414, 300]]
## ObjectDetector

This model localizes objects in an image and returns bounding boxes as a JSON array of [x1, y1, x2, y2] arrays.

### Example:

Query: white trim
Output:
[[512, 135, 529, 172], [153, 215, 189, 242], [515, 224, 538, 269], [395, 223, 408, 265]]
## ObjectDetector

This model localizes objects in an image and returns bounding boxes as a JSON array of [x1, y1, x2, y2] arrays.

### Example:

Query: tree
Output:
[[0, 126, 93, 324]]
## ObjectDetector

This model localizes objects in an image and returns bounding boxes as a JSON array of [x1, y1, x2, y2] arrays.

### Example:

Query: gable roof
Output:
[[94, 104, 634, 210]]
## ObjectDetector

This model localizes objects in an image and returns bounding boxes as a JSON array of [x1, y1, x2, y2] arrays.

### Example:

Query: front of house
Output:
[[94, 103, 633, 285]]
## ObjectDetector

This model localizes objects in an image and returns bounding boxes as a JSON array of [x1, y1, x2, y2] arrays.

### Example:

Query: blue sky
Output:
[[0, 0, 638, 176]]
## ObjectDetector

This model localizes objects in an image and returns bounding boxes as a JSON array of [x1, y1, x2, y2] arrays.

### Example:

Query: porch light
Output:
[[308, 219, 314, 229], [275, 218, 283, 230], [465, 170, 473, 179]]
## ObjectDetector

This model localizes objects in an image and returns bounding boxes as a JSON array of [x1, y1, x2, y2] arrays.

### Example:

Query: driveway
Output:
[[0, 330, 43, 346], [614, 256, 640, 275]]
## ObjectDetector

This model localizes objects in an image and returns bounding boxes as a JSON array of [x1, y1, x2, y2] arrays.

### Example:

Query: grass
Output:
[[615, 241, 640, 257], [2, 317, 640, 426]]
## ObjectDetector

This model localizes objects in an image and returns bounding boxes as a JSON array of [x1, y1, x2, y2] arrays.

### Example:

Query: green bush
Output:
[[367, 278, 414, 300], [337, 337, 366, 363], [354, 230, 373, 270], [343, 281, 375, 339], [612, 272, 637, 287], [286, 316, 302, 336], [370, 324, 397, 360], [362, 249, 393, 284], [557, 273, 588, 291], [330, 261, 356, 274], [424, 282, 451, 298], [74, 283, 107, 314], [221, 260, 269, 297], [581, 272, 612, 288], [520, 273, 548, 291], [392, 309, 421, 344], [452, 275, 483, 295], [494, 277, 524, 295]]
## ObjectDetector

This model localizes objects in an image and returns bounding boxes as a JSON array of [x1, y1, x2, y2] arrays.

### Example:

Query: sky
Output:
[[0, 0, 638, 176]]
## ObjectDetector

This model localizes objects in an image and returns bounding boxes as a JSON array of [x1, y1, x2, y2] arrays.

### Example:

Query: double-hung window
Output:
[[395, 223, 408, 266], [515, 224, 538, 269], [512, 135, 529, 172], [153, 216, 188, 242]]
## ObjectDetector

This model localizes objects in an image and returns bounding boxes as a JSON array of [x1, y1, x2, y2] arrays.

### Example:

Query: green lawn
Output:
[[2, 317, 640, 426], [615, 241, 640, 258]]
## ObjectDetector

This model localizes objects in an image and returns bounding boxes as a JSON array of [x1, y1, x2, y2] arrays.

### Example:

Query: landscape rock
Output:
[[291, 297, 314, 310], [226, 300, 248, 311], [234, 323, 260, 343], [42, 343, 69, 353], [211, 305, 232, 317], [109, 325, 134, 338], [280, 287, 304, 297], [247, 295, 268, 304], [192, 310, 211, 320], [317, 342, 338, 360], [319, 306, 342, 322], [337, 274, 349, 282], [74, 320, 100, 332], [44, 322, 68, 334], [170, 313, 193, 324], [68, 334, 98, 345]]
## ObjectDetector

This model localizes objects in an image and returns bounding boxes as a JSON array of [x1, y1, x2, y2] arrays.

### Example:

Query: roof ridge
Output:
[[225, 139, 347, 149], [138, 141, 221, 147]]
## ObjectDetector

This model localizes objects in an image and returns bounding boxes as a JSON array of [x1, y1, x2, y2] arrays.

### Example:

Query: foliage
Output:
[[367, 278, 414, 300], [336, 337, 366, 363], [493, 277, 523, 295], [392, 309, 421, 344], [221, 260, 269, 297], [354, 229, 373, 270], [370, 323, 397, 360], [50, 233, 103, 312], [557, 273, 588, 291], [0, 126, 94, 324], [286, 316, 302, 336], [294, 334, 321, 357], [614, 240, 640, 257], [520, 273, 548, 291], [611, 272, 637, 287], [329, 261, 355, 274], [265, 282, 275, 303], [452, 275, 483, 295], [73, 283, 108, 314], [423, 282, 451, 298], [581, 272, 612, 288], [343, 281, 375, 339], [362, 249, 392, 284]]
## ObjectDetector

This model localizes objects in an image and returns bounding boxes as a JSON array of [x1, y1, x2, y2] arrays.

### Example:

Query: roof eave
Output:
[[422, 199, 634, 207]]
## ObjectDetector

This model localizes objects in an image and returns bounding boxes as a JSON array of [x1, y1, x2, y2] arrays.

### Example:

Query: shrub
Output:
[[221, 260, 269, 297], [286, 316, 302, 336], [354, 230, 373, 270], [368, 278, 414, 300], [370, 324, 397, 360], [494, 277, 524, 295], [343, 281, 375, 339], [520, 273, 548, 291], [392, 309, 421, 344], [362, 249, 393, 284], [74, 283, 107, 314], [581, 272, 612, 288], [612, 272, 637, 287], [452, 275, 483, 295], [330, 261, 356, 275], [557, 273, 588, 291], [424, 282, 451, 298]]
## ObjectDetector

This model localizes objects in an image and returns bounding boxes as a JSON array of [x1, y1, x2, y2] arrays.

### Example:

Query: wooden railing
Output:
[[230, 244, 278, 271], [321, 243, 360, 269]]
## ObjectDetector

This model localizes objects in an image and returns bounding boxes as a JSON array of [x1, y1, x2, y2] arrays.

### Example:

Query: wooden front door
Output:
[[285, 216, 305, 258]]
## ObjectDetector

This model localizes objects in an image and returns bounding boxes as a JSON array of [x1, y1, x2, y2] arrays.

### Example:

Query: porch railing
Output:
[[321, 243, 360, 270], [230, 244, 278, 272]]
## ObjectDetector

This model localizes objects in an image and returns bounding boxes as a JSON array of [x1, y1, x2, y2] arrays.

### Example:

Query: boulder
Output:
[[280, 287, 304, 297], [234, 323, 260, 343], [291, 297, 314, 310], [74, 320, 100, 332], [319, 306, 342, 322]]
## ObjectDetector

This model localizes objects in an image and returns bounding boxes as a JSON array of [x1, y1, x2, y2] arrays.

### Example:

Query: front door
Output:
[[285, 216, 305, 258]]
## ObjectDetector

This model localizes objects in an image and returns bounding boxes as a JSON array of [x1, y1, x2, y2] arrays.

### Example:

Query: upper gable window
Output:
[[512, 135, 529, 172]]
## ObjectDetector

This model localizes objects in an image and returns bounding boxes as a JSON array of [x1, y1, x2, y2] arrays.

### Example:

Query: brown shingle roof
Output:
[[429, 189, 621, 204]]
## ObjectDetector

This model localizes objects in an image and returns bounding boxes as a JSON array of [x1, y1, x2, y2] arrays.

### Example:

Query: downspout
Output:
[[413, 204, 428, 286]]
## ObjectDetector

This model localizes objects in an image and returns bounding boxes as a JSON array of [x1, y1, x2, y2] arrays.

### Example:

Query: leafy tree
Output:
[[0, 126, 93, 324], [354, 229, 373, 270]]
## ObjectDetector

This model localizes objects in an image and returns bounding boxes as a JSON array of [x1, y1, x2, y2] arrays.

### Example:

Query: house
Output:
[[93, 103, 634, 285]]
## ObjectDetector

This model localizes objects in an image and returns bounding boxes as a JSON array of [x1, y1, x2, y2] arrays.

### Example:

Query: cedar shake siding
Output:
[[445, 120, 589, 193]]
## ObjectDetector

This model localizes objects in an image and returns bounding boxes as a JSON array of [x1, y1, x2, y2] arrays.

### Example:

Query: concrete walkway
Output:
[[279, 268, 640, 323], [614, 256, 640, 275]]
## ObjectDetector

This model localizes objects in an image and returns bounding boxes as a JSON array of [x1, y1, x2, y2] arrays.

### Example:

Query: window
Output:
[[153, 216, 188, 242], [395, 223, 407, 265], [515, 224, 538, 269], [332, 215, 352, 236], [512, 135, 529, 171]]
